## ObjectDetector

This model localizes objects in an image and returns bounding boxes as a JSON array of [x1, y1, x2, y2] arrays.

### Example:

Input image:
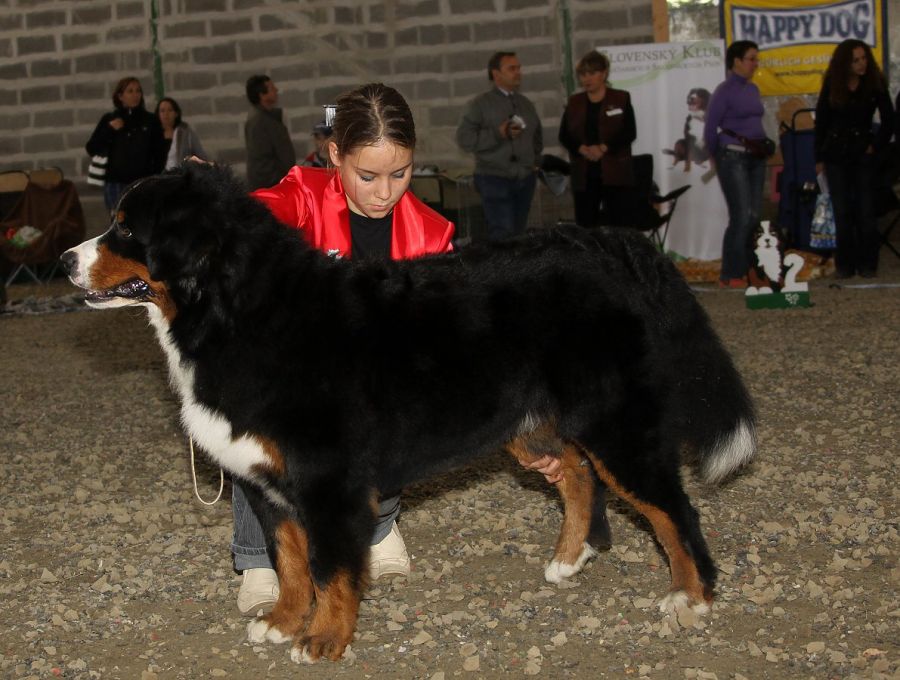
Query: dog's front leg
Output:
[[247, 519, 314, 644]]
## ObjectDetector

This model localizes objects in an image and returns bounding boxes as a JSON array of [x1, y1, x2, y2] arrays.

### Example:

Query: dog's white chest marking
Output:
[[147, 308, 269, 480]]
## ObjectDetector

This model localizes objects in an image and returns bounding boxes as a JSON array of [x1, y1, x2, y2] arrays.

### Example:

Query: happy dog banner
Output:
[[720, 0, 888, 95]]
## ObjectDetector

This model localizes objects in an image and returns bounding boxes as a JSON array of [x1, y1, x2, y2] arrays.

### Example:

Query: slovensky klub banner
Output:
[[721, 0, 889, 95], [600, 40, 728, 262]]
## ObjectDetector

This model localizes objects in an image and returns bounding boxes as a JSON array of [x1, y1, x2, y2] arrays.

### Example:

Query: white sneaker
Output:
[[369, 521, 411, 580], [237, 568, 280, 616]]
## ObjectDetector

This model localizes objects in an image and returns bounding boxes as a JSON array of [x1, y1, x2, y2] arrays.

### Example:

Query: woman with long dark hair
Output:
[[814, 39, 893, 278], [155, 97, 206, 170]]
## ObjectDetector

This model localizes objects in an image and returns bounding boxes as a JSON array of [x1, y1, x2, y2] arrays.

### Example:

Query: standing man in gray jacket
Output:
[[244, 75, 296, 191], [456, 52, 543, 241]]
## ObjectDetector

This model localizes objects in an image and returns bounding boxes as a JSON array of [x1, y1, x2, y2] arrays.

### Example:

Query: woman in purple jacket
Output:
[[704, 41, 767, 288]]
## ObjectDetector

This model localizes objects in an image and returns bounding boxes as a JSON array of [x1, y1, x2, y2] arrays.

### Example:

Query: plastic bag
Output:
[[8, 225, 43, 249], [810, 193, 836, 249]]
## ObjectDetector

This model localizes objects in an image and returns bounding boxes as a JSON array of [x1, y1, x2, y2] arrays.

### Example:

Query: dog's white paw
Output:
[[290, 645, 315, 665], [544, 542, 597, 584], [658, 590, 710, 615], [289, 643, 353, 664], [246, 618, 292, 644]]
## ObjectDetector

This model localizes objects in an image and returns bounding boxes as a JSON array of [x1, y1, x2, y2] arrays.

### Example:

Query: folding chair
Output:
[[875, 142, 900, 260], [626, 154, 691, 251], [0, 178, 86, 285], [28, 166, 64, 189], [0, 170, 29, 221]]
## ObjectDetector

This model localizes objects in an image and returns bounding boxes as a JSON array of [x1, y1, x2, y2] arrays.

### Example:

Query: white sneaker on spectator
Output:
[[369, 521, 411, 580], [237, 567, 279, 616]]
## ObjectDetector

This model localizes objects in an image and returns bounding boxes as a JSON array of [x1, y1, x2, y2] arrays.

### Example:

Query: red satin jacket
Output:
[[251, 166, 454, 259]]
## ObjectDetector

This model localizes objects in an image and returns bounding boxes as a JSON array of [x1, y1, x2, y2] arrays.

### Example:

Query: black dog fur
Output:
[[62, 163, 756, 662]]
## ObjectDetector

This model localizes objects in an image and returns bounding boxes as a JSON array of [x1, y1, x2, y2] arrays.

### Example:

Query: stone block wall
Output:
[[0, 0, 654, 188]]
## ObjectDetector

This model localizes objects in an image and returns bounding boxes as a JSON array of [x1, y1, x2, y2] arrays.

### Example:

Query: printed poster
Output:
[[720, 0, 889, 95], [600, 40, 728, 262]]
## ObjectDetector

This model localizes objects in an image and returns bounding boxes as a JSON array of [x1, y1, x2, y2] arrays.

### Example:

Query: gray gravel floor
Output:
[[1, 250, 898, 680]]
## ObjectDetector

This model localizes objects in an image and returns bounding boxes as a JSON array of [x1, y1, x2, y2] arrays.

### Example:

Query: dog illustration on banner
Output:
[[745, 221, 810, 308], [662, 88, 711, 171]]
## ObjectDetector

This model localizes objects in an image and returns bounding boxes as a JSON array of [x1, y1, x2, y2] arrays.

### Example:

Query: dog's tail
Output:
[[671, 303, 758, 485]]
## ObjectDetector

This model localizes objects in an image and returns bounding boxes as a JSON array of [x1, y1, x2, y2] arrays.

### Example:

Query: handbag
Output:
[[810, 192, 836, 249], [87, 155, 107, 187], [722, 128, 776, 159]]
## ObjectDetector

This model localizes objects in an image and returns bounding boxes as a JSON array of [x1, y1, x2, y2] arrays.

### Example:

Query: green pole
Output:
[[150, 0, 164, 100], [559, 0, 575, 97]]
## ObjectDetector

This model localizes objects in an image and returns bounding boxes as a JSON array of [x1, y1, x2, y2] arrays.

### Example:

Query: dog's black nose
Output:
[[59, 250, 77, 275]]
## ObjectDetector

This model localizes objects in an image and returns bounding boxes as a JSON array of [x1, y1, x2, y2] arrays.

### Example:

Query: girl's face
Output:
[[158, 100, 177, 130], [329, 140, 413, 219], [119, 81, 143, 109], [850, 46, 868, 77]]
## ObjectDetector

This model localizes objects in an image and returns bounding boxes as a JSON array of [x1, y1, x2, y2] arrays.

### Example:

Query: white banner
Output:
[[601, 40, 728, 262]]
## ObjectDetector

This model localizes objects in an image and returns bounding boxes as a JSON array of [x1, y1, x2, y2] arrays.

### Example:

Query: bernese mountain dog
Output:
[[61, 163, 756, 664]]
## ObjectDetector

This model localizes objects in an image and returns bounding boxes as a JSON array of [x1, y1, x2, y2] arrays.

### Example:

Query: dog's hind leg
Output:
[[246, 519, 315, 645], [580, 448, 716, 613], [543, 445, 600, 583], [506, 431, 603, 583]]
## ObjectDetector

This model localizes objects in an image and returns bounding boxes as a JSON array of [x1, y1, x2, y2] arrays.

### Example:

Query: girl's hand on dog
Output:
[[521, 455, 563, 484]]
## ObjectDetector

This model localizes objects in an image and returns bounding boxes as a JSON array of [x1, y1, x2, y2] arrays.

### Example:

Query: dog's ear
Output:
[[139, 168, 223, 305]]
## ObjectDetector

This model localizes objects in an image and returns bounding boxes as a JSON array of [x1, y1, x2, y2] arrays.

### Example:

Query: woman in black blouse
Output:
[[814, 40, 893, 278], [559, 51, 637, 228]]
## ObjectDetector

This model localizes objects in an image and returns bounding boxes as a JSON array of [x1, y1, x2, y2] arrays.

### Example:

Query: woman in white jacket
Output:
[[156, 97, 207, 170]]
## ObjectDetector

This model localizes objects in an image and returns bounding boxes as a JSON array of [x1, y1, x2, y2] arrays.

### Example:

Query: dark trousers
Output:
[[474, 173, 537, 242], [573, 165, 631, 228], [825, 155, 879, 275]]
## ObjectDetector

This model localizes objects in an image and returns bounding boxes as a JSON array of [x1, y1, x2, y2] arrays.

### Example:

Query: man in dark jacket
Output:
[[244, 75, 296, 191]]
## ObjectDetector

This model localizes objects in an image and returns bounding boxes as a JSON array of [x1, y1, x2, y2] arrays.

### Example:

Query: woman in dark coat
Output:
[[86, 76, 165, 212], [814, 40, 893, 278], [559, 51, 637, 228]]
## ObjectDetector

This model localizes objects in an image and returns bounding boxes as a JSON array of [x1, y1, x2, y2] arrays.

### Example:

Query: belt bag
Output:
[[722, 128, 775, 159]]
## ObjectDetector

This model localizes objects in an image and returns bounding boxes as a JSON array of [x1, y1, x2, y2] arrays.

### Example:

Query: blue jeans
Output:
[[825, 155, 878, 275], [104, 182, 126, 213], [715, 149, 766, 280], [231, 482, 401, 571], [474, 173, 537, 242]]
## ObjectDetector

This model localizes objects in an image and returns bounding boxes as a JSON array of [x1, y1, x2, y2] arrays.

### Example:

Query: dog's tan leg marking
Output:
[[246, 520, 313, 645], [583, 451, 709, 610], [505, 436, 596, 583], [545, 445, 597, 582], [291, 569, 359, 664]]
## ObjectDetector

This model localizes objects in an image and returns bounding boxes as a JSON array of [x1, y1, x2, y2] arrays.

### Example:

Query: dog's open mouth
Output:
[[83, 278, 152, 302]]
